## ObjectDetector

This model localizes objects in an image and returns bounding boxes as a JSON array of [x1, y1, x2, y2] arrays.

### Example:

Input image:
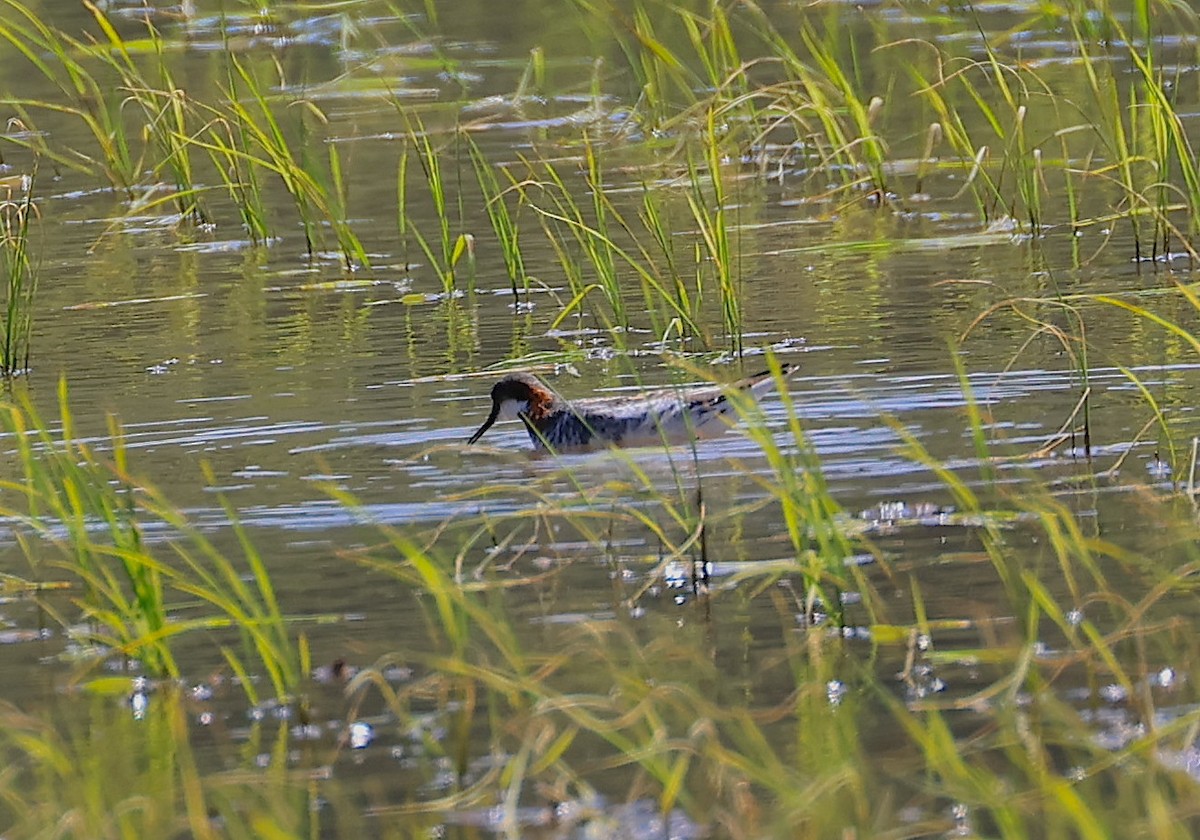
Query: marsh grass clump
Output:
[[0, 684, 363, 839], [508, 147, 754, 352], [0, 173, 36, 377], [0, 2, 371, 264], [80, 1, 209, 227], [212, 55, 370, 268], [563, 0, 1200, 250], [0, 382, 307, 700], [3, 0, 1200, 276], [0, 0, 141, 190], [466, 132, 528, 302], [396, 120, 474, 292]]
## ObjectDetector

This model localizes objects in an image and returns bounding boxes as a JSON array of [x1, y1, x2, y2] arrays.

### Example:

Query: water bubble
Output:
[[950, 802, 971, 836], [663, 562, 689, 589], [349, 721, 374, 749], [1147, 457, 1173, 479], [129, 677, 149, 720], [1099, 683, 1127, 703]]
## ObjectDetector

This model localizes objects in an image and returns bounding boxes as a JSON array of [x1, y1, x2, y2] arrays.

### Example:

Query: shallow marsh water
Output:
[[2, 0, 1200, 835]]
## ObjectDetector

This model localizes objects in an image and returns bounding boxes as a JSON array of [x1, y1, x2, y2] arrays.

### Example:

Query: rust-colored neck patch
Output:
[[522, 384, 555, 422], [491, 372, 559, 423]]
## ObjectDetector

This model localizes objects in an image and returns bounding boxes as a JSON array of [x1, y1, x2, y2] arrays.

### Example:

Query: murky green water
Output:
[[2, 0, 1200, 835]]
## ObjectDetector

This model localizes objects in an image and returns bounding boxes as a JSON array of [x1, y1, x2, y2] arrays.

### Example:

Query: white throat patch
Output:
[[497, 398, 530, 420]]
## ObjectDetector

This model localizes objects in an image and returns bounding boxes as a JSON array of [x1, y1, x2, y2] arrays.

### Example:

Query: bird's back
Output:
[[526, 366, 793, 450]]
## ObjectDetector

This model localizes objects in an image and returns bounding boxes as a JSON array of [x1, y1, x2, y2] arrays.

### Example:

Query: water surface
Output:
[[2, 0, 1200, 834]]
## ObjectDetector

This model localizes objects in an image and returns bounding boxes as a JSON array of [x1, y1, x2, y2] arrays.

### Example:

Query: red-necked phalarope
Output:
[[467, 366, 795, 450]]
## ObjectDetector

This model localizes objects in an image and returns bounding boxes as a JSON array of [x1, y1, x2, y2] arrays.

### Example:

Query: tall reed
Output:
[[466, 132, 527, 301], [0, 173, 36, 376], [214, 56, 369, 268], [81, 1, 208, 226], [686, 114, 741, 355], [397, 120, 472, 292]]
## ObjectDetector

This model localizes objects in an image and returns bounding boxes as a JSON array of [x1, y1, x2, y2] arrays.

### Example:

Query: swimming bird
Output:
[[466, 366, 794, 450]]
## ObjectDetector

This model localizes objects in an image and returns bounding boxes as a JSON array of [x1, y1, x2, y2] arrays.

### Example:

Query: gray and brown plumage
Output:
[[466, 366, 795, 450]]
